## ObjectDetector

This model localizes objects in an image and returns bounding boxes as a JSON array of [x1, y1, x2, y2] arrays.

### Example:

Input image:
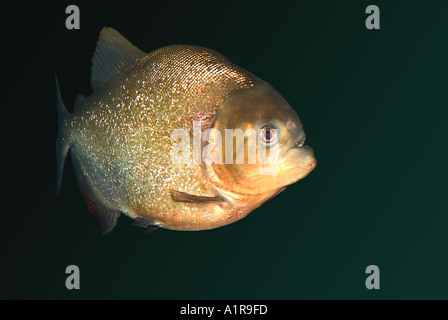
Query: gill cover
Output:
[[203, 83, 308, 207]]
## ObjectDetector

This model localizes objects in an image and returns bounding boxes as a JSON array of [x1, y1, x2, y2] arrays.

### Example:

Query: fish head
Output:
[[204, 82, 317, 207]]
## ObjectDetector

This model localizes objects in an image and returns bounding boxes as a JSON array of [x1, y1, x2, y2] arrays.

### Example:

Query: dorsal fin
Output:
[[91, 27, 146, 91]]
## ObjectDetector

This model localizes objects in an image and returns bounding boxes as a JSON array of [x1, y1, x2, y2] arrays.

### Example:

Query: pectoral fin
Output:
[[169, 189, 223, 203]]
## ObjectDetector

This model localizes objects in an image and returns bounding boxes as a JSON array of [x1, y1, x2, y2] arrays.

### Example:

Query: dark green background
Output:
[[1, 0, 447, 299]]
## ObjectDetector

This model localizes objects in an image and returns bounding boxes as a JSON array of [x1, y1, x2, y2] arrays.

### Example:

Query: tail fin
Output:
[[56, 76, 71, 195]]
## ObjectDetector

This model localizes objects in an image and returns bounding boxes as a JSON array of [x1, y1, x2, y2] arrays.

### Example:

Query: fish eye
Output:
[[259, 126, 278, 145]]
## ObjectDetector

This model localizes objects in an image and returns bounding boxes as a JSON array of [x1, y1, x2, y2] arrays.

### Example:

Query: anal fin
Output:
[[71, 150, 121, 236], [81, 194, 121, 236]]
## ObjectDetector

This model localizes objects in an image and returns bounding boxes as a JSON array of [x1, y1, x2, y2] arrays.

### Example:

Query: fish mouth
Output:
[[292, 137, 306, 148]]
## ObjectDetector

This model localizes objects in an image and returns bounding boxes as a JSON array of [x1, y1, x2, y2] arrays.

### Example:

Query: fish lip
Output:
[[291, 137, 306, 148]]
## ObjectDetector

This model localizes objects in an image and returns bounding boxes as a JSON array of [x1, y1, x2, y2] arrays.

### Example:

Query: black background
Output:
[[1, 0, 447, 299]]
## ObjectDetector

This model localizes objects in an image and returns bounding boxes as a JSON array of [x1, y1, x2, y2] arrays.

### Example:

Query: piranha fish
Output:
[[56, 27, 316, 235]]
